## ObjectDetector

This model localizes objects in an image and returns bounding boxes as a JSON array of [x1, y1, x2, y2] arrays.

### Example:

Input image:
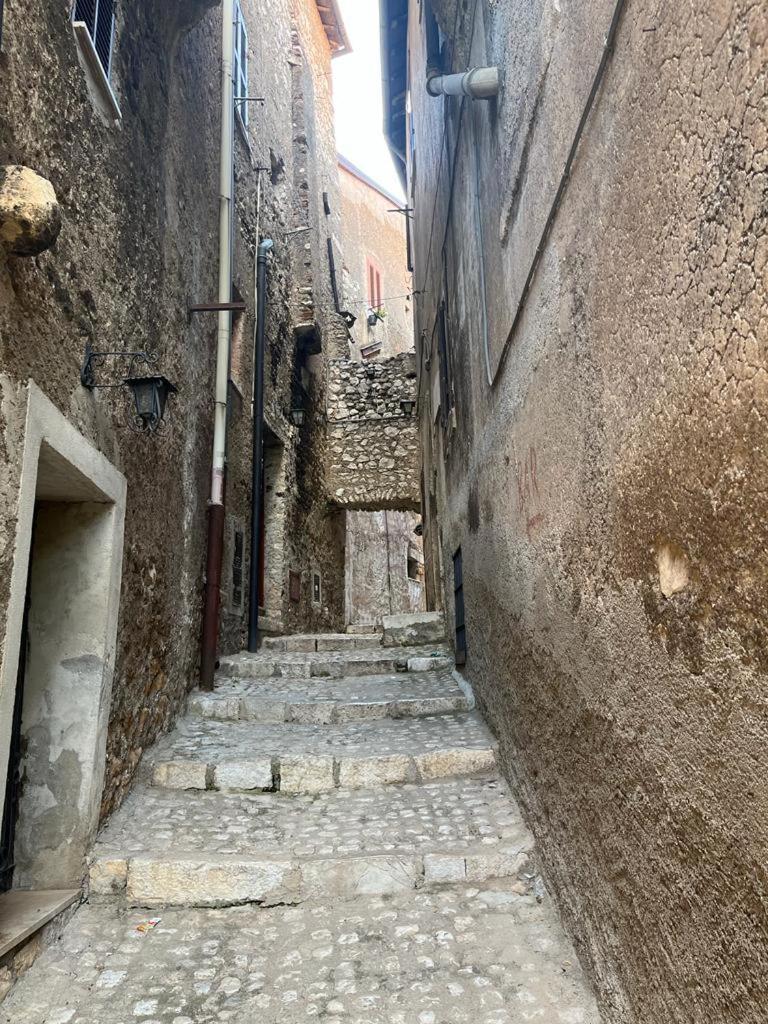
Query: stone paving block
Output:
[[151, 761, 208, 790], [126, 856, 300, 908], [283, 636, 317, 653], [423, 853, 467, 884], [285, 701, 335, 725], [301, 855, 420, 897], [415, 745, 497, 780], [88, 857, 128, 895], [337, 753, 413, 788], [279, 755, 335, 793], [213, 759, 273, 791]]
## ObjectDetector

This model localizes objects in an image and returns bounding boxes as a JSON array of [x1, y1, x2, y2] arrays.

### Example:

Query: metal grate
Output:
[[453, 547, 466, 665], [74, 0, 115, 78]]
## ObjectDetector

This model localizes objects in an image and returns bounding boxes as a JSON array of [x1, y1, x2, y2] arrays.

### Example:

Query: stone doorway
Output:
[[0, 385, 125, 951]]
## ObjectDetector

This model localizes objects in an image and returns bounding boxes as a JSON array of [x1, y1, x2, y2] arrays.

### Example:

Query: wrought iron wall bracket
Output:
[[80, 341, 154, 389]]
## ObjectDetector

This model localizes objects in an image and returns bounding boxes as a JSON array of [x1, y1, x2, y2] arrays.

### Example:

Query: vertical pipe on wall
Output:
[[248, 239, 274, 652], [201, 0, 236, 691]]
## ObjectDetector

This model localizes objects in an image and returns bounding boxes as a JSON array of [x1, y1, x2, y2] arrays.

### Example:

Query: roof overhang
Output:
[[315, 0, 351, 57], [379, 0, 408, 189]]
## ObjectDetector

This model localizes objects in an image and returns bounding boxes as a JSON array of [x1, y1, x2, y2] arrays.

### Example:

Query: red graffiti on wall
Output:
[[514, 446, 545, 540]]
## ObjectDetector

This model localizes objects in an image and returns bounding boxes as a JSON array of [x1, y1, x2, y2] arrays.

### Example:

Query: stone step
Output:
[[260, 632, 382, 653], [218, 644, 453, 680], [382, 610, 446, 646], [89, 776, 533, 907], [193, 670, 471, 724], [145, 712, 497, 794]]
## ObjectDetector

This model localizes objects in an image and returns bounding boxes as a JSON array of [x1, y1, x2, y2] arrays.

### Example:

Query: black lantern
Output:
[[124, 375, 177, 433], [289, 406, 306, 427], [80, 342, 178, 434], [400, 398, 416, 417]]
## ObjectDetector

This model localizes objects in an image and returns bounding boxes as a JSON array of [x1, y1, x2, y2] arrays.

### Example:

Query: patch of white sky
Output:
[[332, 0, 405, 202]]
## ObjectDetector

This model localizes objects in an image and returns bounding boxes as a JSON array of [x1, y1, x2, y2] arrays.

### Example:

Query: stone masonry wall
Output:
[[0, 0, 350, 831], [407, 1, 768, 1022], [327, 352, 420, 511]]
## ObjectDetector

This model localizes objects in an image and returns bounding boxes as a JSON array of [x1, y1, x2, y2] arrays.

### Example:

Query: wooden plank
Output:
[[0, 889, 80, 958]]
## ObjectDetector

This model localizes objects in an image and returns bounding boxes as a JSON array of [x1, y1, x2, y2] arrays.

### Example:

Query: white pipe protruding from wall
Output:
[[427, 66, 500, 100], [211, 0, 236, 507]]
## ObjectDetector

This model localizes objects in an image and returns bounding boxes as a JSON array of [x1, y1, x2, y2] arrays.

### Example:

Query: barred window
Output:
[[234, 0, 249, 127], [73, 0, 115, 80]]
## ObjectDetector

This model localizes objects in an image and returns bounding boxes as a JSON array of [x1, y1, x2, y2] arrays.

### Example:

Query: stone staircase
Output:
[[2, 613, 602, 1023], [88, 614, 525, 908]]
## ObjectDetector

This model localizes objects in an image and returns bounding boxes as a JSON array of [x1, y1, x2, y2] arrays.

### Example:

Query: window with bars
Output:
[[234, 0, 249, 128], [73, 0, 115, 80]]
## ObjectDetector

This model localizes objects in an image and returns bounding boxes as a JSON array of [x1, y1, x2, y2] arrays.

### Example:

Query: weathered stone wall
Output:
[[0, 0, 351, 829], [327, 352, 420, 511], [406, 0, 768, 1021], [338, 160, 414, 361]]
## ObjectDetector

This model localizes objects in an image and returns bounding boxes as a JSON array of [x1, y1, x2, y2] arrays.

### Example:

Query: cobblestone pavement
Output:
[[148, 712, 495, 766], [94, 777, 524, 859], [2, 885, 601, 1024], [1, 632, 602, 1021], [189, 671, 470, 723]]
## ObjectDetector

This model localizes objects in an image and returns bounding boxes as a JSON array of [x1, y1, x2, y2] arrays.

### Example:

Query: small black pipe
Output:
[[248, 239, 274, 652]]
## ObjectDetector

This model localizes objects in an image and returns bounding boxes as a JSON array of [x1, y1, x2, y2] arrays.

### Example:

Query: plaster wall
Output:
[[338, 163, 413, 361], [407, 1, 768, 1021]]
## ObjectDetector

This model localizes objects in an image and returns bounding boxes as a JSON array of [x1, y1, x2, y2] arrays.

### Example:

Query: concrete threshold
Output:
[[0, 889, 80, 958]]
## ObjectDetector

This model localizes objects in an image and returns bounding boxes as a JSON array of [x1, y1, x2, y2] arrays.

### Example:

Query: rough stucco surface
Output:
[[0, 0, 352, 837], [327, 353, 420, 511], [408, 0, 768, 1021]]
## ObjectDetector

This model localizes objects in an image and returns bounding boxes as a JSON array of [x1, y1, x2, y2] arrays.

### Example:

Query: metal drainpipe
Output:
[[248, 239, 274, 652], [201, 0, 236, 692]]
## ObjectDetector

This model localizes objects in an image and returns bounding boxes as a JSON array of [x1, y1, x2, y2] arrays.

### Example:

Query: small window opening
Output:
[[366, 258, 383, 312], [312, 572, 322, 606], [407, 554, 421, 581]]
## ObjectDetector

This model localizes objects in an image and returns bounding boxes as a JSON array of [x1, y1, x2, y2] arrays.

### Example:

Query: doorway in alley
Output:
[[344, 509, 425, 628], [0, 387, 126, 949]]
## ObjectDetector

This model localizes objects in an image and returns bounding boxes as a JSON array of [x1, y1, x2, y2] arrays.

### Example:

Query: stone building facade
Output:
[[383, 1, 768, 1022], [0, 0, 355, 917]]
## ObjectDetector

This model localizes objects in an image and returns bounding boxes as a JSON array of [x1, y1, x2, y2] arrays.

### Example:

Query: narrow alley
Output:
[[1, 0, 767, 1022]]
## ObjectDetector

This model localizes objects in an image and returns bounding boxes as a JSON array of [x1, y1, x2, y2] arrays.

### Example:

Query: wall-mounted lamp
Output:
[[289, 406, 306, 427], [81, 342, 178, 433], [400, 399, 416, 417]]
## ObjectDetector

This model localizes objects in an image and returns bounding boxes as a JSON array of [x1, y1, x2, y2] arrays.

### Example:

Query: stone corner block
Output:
[[414, 746, 496, 781], [88, 856, 128, 895]]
